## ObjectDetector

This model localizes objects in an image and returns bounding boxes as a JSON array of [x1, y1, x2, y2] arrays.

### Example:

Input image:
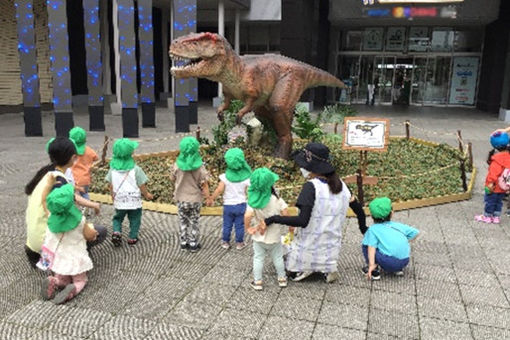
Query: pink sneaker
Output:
[[492, 216, 501, 224], [474, 215, 492, 223]]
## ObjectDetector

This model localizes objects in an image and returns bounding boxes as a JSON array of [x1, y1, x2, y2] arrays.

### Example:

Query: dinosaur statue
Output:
[[169, 32, 346, 159]]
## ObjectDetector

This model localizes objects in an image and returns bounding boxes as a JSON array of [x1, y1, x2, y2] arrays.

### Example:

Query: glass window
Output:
[[408, 27, 429, 52], [454, 30, 483, 52], [343, 31, 363, 51], [363, 27, 384, 51], [431, 27, 454, 52]]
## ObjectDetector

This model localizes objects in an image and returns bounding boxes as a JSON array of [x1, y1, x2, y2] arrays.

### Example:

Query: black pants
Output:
[[25, 225, 107, 268]]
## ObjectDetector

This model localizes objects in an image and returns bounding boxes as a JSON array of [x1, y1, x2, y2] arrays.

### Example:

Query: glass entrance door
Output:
[[423, 56, 452, 105], [393, 57, 413, 105], [411, 57, 428, 105], [359, 56, 375, 104], [375, 56, 394, 104]]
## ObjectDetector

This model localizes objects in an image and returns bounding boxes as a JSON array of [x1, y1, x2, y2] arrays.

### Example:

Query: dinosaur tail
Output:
[[304, 66, 346, 90]]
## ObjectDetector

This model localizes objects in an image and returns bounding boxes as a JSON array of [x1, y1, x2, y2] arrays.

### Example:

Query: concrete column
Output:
[[170, 2, 175, 104], [235, 8, 240, 54], [138, 0, 156, 127], [47, 0, 74, 136], [15, 0, 42, 136], [83, 0, 105, 131], [118, 0, 139, 137], [100, 0, 111, 97], [160, 8, 169, 104], [499, 34, 510, 121], [111, 0, 122, 115]]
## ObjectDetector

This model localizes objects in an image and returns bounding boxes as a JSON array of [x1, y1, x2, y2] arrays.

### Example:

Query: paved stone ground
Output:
[[1, 103, 510, 339]]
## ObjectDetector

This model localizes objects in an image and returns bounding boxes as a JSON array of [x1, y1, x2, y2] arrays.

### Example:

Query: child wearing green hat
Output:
[[362, 197, 419, 280], [40, 183, 98, 304], [69, 126, 99, 200], [207, 148, 251, 250], [171, 137, 210, 252], [244, 168, 289, 290], [106, 138, 153, 246]]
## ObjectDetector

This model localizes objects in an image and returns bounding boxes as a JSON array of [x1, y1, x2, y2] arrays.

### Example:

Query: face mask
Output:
[[300, 168, 311, 179]]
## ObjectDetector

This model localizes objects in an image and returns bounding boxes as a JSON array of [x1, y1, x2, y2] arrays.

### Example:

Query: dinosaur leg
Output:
[[268, 77, 305, 159]]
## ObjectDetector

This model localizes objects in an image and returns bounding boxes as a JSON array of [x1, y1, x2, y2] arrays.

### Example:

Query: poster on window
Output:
[[343, 117, 389, 151], [449, 57, 479, 105], [363, 28, 384, 51], [386, 27, 406, 51]]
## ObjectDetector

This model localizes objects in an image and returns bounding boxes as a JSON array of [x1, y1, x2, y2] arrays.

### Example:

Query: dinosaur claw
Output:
[[217, 112, 224, 122]]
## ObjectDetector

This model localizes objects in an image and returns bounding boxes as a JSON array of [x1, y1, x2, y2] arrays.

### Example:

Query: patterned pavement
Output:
[[1, 103, 510, 339]]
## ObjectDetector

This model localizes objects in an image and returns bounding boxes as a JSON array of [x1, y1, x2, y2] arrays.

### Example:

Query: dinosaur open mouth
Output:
[[170, 54, 204, 72]]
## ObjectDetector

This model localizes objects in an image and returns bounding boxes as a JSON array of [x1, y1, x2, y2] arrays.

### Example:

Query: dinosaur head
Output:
[[169, 32, 230, 79]]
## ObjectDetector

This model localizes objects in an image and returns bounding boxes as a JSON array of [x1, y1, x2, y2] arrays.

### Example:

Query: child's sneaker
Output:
[[250, 280, 263, 291], [236, 242, 247, 250], [189, 242, 201, 253], [474, 215, 492, 223], [51, 284, 76, 305], [41, 277, 57, 300], [278, 277, 288, 288], [112, 232, 122, 247], [127, 238, 138, 246], [221, 241, 230, 250], [180, 242, 188, 251], [325, 271, 340, 283], [492, 216, 501, 224], [362, 266, 381, 280], [291, 271, 313, 282], [394, 270, 404, 277]]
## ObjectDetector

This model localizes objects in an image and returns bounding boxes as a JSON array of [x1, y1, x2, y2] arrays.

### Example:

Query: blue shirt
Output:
[[362, 221, 419, 260]]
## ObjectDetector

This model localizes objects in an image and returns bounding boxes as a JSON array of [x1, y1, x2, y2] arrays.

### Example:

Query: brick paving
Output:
[[0, 103, 509, 339]]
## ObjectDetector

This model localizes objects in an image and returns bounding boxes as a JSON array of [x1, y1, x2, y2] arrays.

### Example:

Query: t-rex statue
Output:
[[169, 32, 346, 159]]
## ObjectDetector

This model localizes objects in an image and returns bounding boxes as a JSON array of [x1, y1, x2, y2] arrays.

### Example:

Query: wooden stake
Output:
[[100, 136, 109, 166], [357, 151, 365, 205], [196, 126, 201, 140], [457, 131, 467, 192], [405, 120, 410, 139], [468, 142, 473, 170]]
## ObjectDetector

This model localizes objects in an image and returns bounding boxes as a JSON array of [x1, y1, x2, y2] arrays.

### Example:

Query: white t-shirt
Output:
[[219, 173, 250, 205], [247, 195, 288, 244]]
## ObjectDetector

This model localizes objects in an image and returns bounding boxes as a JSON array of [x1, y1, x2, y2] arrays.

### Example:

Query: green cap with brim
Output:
[[47, 183, 83, 233], [369, 197, 392, 219], [248, 167, 279, 209], [224, 148, 251, 183], [69, 126, 87, 155], [176, 137, 203, 171], [110, 138, 138, 171]]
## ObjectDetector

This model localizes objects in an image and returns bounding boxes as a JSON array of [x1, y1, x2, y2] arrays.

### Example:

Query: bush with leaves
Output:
[[211, 99, 245, 146], [322, 103, 357, 134], [292, 103, 324, 141]]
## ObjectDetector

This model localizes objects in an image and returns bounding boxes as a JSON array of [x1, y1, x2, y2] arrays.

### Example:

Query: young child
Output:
[[25, 137, 103, 268], [69, 126, 99, 200], [362, 197, 419, 281], [40, 183, 97, 304], [475, 131, 510, 224], [207, 148, 251, 250], [171, 137, 210, 252], [244, 168, 288, 291], [105, 138, 153, 246]]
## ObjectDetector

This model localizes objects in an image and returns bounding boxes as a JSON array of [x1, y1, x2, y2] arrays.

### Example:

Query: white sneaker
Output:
[[250, 280, 263, 291], [278, 277, 288, 288], [325, 271, 340, 283], [394, 270, 404, 277], [291, 271, 313, 282], [221, 241, 230, 250]]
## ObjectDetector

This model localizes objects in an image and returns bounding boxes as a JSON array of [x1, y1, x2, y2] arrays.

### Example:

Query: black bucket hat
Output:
[[291, 142, 335, 175]]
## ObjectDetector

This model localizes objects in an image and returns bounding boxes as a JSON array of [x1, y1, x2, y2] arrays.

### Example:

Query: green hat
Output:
[[46, 183, 82, 233], [224, 148, 251, 183], [110, 138, 138, 170], [69, 126, 86, 155], [248, 167, 279, 209], [369, 197, 392, 219], [176, 137, 203, 171]]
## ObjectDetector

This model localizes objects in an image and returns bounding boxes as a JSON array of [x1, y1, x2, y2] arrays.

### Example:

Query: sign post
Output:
[[343, 117, 390, 204]]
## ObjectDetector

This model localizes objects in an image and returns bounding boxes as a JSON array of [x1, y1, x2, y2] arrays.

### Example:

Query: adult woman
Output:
[[263, 142, 366, 283]]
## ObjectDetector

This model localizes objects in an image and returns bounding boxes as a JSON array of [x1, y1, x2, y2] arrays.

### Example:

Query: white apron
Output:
[[285, 178, 351, 273], [112, 169, 142, 210]]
